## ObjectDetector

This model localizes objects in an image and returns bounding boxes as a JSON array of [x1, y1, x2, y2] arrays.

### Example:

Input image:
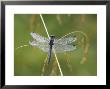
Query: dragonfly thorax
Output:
[[49, 35, 55, 45]]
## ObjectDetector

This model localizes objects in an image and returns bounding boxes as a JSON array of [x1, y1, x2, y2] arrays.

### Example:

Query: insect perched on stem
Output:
[[29, 32, 77, 64]]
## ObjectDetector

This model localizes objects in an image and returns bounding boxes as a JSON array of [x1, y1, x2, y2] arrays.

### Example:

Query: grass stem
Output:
[[40, 14, 63, 76]]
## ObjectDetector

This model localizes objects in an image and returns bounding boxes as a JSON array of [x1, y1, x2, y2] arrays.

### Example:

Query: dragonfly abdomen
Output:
[[48, 35, 55, 64]]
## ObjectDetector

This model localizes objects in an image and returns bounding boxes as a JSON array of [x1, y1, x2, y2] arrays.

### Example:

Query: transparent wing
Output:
[[30, 32, 49, 43], [54, 36, 77, 45], [29, 32, 77, 53], [29, 40, 76, 53], [29, 40, 49, 52], [53, 43, 76, 53], [53, 32, 77, 52]]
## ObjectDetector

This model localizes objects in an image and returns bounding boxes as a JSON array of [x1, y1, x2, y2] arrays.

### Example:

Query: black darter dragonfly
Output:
[[29, 32, 77, 64]]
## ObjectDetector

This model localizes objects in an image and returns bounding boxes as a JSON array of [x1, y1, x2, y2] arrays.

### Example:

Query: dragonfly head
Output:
[[50, 35, 55, 39]]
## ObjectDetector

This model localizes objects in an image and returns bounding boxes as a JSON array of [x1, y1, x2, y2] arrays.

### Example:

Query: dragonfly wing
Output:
[[54, 36, 77, 45], [53, 43, 76, 53], [30, 32, 49, 43], [29, 40, 49, 52]]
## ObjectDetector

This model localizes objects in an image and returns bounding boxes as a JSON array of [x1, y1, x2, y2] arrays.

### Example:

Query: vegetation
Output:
[[14, 14, 97, 76]]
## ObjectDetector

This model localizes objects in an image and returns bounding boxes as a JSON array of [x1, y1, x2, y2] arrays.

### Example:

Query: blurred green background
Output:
[[14, 14, 97, 76]]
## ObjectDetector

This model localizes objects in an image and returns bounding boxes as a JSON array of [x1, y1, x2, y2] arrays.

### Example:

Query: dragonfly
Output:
[[29, 32, 77, 64]]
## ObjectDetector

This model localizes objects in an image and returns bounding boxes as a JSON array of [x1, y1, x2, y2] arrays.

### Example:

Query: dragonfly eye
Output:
[[50, 35, 55, 37], [50, 35, 55, 39]]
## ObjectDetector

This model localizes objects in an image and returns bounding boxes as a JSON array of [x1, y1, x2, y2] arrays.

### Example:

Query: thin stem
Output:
[[41, 55, 48, 76], [16, 45, 29, 49], [53, 49, 63, 76], [40, 14, 50, 38], [39, 14, 63, 76], [58, 31, 89, 43]]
